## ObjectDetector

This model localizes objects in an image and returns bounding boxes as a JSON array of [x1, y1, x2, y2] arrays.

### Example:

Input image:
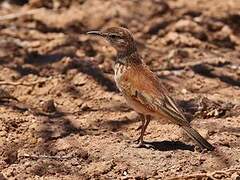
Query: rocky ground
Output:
[[0, 0, 240, 179]]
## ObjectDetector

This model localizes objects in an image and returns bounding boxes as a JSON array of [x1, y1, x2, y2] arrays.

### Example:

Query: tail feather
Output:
[[182, 126, 214, 151]]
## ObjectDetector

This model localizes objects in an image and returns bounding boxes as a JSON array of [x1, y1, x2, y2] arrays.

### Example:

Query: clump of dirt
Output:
[[0, 0, 240, 179]]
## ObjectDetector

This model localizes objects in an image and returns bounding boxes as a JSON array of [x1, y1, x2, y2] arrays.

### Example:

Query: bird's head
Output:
[[87, 27, 137, 57]]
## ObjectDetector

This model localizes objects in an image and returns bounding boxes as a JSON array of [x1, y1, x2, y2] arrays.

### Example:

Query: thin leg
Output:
[[135, 115, 151, 147], [134, 114, 145, 143], [136, 114, 145, 131], [139, 115, 151, 144]]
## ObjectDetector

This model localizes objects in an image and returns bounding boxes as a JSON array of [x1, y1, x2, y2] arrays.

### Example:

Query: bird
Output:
[[87, 27, 214, 151]]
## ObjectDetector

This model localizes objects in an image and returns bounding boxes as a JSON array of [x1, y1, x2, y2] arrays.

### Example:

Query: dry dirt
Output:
[[0, 0, 240, 179]]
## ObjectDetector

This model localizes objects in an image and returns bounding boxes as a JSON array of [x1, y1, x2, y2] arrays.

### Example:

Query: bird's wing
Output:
[[122, 64, 190, 126]]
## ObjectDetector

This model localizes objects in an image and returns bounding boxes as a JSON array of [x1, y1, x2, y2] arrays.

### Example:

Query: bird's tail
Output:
[[182, 126, 214, 151]]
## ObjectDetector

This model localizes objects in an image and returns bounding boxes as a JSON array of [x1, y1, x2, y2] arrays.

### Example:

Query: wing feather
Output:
[[122, 64, 190, 126]]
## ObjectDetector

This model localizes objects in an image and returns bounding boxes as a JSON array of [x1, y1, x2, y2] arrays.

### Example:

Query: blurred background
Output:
[[0, 0, 240, 179]]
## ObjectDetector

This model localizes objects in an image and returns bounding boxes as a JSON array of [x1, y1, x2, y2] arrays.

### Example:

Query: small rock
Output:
[[71, 158, 80, 166], [81, 103, 91, 111], [41, 99, 57, 113], [231, 172, 240, 180], [0, 88, 18, 101], [181, 88, 187, 94], [5, 150, 18, 165], [123, 170, 128, 176]]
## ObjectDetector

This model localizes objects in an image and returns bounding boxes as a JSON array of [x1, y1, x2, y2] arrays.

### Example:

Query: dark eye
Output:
[[110, 34, 119, 39]]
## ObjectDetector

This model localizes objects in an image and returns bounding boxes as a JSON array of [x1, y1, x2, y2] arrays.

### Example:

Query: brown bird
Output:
[[87, 27, 214, 151]]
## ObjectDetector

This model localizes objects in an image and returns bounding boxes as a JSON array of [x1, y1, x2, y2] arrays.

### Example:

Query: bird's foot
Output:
[[133, 137, 140, 144], [132, 139, 154, 149], [136, 142, 154, 149]]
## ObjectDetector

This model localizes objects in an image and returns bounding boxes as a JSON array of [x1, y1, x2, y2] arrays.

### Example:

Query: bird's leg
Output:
[[135, 115, 151, 147], [134, 114, 145, 143], [136, 114, 145, 131]]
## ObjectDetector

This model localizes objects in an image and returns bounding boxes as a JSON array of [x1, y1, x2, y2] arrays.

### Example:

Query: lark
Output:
[[87, 27, 214, 151]]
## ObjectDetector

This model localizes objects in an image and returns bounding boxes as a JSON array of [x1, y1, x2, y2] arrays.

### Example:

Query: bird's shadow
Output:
[[143, 140, 195, 151]]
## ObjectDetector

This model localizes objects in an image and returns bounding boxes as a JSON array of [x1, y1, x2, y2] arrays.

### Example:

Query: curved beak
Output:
[[87, 31, 106, 37]]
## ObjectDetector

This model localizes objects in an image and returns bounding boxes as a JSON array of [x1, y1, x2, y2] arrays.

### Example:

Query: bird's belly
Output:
[[123, 94, 154, 114], [124, 95, 169, 124]]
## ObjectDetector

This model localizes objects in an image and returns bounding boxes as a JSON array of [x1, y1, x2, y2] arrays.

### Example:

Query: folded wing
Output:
[[123, 64, 190, 127]]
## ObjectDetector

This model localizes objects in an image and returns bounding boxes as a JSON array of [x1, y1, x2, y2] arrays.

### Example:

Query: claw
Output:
[[132, 141, 154, 149], [133, 137, 140, 144]]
